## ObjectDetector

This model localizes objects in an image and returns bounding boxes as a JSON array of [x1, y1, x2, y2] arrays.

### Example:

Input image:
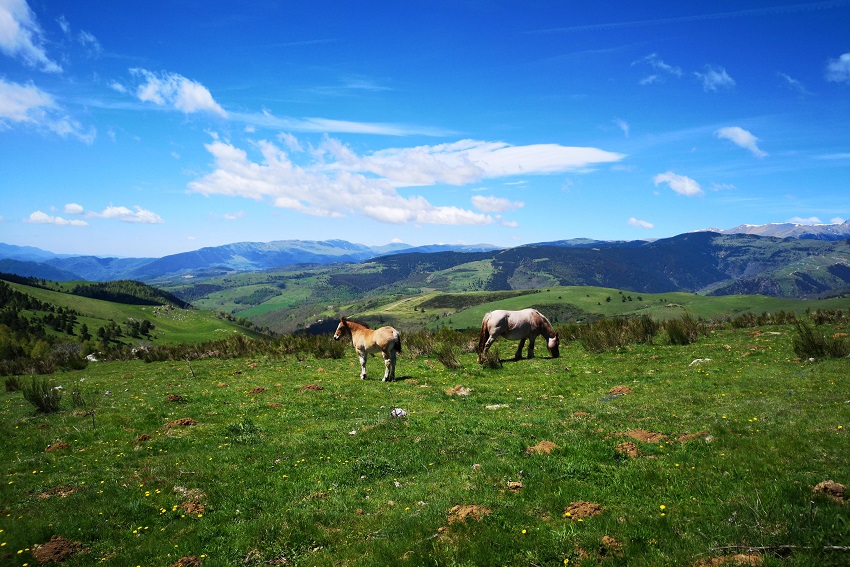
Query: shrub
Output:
[[792, 321, 850, 359], [5, 376, 22, 392], [22, 376, 63, 413], [478, 346, 502, 369], [663, 313, 706, 346], [434, 342, 461, 369]]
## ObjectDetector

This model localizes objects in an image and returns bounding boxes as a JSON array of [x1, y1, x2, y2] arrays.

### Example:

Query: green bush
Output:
[[663, 313, 707, 346], [22, 376, 63, 413], [5, 376, 22, 392], [792, 321, 850, 359]]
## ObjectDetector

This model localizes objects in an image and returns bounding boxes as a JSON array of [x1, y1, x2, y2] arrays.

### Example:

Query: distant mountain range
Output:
[[1, 220, 849, 299]]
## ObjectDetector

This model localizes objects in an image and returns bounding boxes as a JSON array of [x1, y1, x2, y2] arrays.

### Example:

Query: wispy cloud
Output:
[[0, 0, 62, 72], [0, 78, 96, 142], [777, 72, 813, 96], [653, 171, 703, 196], [694, 65, 735, 91], [471, 195, 525, 214], [825, 52, 850, 84], [628, 217, 654, 229], [128, 69, 227, 117], [232, 109, 454, 137], [188, 135, 624, 226], [715, 126, 767, 157], [613, 118, 630, 137], [788, 216, 823, 225], [633, 53, 682, 77]]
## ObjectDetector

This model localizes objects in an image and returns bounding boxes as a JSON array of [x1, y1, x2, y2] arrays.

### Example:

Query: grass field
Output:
[[2, 321, 849, 566]]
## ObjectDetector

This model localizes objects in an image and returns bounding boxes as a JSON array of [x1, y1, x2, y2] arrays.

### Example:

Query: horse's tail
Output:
[[477, 314, 490, 353], [394, 330, 402, 353]]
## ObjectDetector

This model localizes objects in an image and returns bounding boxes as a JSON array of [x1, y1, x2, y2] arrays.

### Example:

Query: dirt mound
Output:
[[166, 394, 182, 402], [616, 442, 642, 458], [624, 430, 667, 443], [600, 535, 623, 557], [526, 440, 559, 455], [678, 431, 711, 442], [298, 384, 324, 392], [180, 501, 205, 515], [447, 504, 491, 524], [165, 418, 196, 429], [563, 501, 603, 520], [813, 480, 846, 503], [506, 481, 523, 492], [170, 556, 203, 567], [609, 385, 633, 396], [247, 387, 266, 394], [45, 442, 70, 452], [31, 535, 82, 563], [134, 434, 152, 444], [693, 553, 763, 566]]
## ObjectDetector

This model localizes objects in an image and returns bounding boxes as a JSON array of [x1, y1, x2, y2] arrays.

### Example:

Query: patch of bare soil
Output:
[[813, 480, 846, 503], [506, 481, 523, 492], [45, 442, 70, 452], [267, 402, 282, 408], [678, 431, 711, 442], [38, 485, 77, 499], [166, 394, 182, 402], [616, 441, 642, 458], [624, 429, 667, 443], [445, 385, 471, 396], [170, 556, 203, 567], [165, 418, 196, 429], [600, 535, 623, 557], [174, 486, 206, 502], [31, 535, 82, 563], [693, 553, 763, 566], [247, 387, 266, 395], [180, 501, 205, 515], [609, 385, 633, 396], [563, 501, 603, 520], [573, 411, 590, 418], [216, 382, 228, 388], [447, 504, 491, 524], [526, 440, 560, 455], [298, 384, 324, 392], [134, 434, 152, 444]]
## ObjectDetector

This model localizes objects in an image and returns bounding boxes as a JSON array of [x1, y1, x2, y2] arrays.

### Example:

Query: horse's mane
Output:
[[341, 317, 370, 330], [534, 311, 556, 337]]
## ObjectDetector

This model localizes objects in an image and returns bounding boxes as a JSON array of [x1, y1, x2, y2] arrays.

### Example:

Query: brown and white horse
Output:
[[478, 308, 559, 363], [333, 317, 402, 381]]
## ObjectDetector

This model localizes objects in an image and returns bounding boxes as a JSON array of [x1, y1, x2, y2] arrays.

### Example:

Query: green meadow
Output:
[[2, 318, 849, 566]]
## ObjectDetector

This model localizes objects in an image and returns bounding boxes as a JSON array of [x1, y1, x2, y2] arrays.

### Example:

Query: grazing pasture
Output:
[[1, 321, 849, 566]]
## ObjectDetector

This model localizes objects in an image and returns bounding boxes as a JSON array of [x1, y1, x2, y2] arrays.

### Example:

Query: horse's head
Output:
[[547, 333, 560, 358], [333, 317, 349, 341]]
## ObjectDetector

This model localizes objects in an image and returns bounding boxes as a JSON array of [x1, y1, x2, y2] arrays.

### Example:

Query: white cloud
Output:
[[0, 0, 62, 72], [344, 139, 625, 187], [788, 216, 822, 225], [715, 126, 767, 157], [471, 195, 524, 213], [130, 69, 227, 117], [93, 205, 165, 224], [694, 65, 735, 91], [25, 210, 88, 226], [825, 52, 850, 84], [628, 217, 654, 229], [189, 135, 619, 226], [653, 171, 703, 196], [0, 78, 95, 142], [63, 203, 84, 215], [830, 217, 846, 224]]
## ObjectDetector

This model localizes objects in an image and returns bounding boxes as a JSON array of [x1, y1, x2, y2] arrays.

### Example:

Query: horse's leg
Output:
[[383, 350, 395, 382], [527, 336, 536, 358], [515, 338, 526, 360], [357, 348, 368, 380], [479, 334, 497, 362]]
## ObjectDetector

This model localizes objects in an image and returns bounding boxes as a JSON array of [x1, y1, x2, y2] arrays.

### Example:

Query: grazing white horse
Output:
[[333, 317, 402, 381], [478, 308, 560, 363]]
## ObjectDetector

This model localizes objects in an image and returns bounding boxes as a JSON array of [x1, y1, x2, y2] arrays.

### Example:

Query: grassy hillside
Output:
[[6, 280, 265, 346], [2, 321, 848, 565]]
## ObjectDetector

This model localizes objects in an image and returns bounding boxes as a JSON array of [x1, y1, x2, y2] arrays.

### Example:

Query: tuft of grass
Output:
[[21, 376, 63, 413], [792, 320, 850, 359]]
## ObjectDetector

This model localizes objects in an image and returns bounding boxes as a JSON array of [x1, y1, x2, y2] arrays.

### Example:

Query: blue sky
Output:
[[2, 0, 849, 257]]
